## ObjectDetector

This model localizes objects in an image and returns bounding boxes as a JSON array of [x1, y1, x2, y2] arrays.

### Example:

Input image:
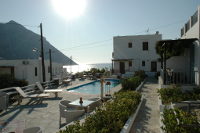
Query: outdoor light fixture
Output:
[[33, 48, 39, 52]]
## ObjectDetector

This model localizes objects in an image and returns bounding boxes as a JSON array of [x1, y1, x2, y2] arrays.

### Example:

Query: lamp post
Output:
[[49, 49, 53, 81], [33, 48, 45, 82], [33, 48, 55, 82], [40, 23, 46, 82]]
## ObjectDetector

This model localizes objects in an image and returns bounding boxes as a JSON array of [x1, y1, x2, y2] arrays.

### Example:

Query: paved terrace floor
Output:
[[0, 78, 122, 133], [130, 78, 160, 133], [0, 78, 160, 133]]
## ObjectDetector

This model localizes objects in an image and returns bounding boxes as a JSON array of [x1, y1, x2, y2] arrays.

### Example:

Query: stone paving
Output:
[[0, 78, 160, 133], [130, 78, 160, 133], [0, 78, 122, 133]]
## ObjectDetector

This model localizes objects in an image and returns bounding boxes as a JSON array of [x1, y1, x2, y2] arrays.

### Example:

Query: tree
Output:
[[155, 39, 191, 60]]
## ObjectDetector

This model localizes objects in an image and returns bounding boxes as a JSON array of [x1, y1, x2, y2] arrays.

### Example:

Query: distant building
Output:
[[111, 34, 162, 77], [0, 57, 64, 85]]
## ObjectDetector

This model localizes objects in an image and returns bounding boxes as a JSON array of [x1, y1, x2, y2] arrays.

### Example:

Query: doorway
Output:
[[151, 61, 157, 72], [120, 62, 125, 74]]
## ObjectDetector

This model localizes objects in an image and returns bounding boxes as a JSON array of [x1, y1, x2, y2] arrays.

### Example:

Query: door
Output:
[[120, 62, 125, 74], [151, 61, 157, 72]]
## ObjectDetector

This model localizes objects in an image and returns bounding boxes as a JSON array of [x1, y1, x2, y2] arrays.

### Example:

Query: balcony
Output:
[[160, 69, 197, 85]]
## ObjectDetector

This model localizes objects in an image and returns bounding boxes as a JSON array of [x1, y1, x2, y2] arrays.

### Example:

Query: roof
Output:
[[157, 38, 198, 46], [112, 59, 133, 61]]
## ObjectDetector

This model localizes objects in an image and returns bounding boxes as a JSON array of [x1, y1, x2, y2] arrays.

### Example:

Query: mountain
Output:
[[0, 20, 77, 65]]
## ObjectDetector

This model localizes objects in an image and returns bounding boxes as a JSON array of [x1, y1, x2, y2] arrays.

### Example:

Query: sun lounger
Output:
[[15, 87, 49, 104], [78, 72, 84, 79], [36, 82, 63, 97], [62, 79, 72, 85]]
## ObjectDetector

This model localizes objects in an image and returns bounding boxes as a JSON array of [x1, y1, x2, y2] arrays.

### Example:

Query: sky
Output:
[[0, 0, 200, 64]]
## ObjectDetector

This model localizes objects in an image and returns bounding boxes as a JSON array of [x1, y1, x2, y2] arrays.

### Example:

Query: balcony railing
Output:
[[160, 69, 197, 85], [185, 20, 190, 33], [180, 10, 198, 37], [181, 27, 184, 37], [191, 10, 198, 27]]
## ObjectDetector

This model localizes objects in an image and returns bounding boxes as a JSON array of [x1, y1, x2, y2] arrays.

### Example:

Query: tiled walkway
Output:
[[130, 78, 160, 133]]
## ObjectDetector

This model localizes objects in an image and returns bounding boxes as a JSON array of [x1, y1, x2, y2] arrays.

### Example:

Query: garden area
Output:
[[158, 85, 200, 132], [58, 70, 147, 133]]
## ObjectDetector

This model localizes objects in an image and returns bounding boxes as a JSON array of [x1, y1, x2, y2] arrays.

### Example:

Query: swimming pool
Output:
[[67, 79, 120, 94]]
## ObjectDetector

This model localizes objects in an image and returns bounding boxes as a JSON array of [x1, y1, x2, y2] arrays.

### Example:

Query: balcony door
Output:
[[151, 61, 157, 72], [120, 62, 125, 74]]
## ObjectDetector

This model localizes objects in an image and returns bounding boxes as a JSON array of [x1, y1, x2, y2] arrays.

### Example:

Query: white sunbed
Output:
[[15, 87, 49, 104], [36, 82, 63, 97]]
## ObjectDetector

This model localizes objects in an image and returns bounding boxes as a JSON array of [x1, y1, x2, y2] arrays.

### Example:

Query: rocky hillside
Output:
[[0, 20, 77, 65]]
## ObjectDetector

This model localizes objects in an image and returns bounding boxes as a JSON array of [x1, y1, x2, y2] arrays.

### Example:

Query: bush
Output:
[[58, 91, 142, 133], [0, 74, 28, 89], [158, 86, 200, 104], [100, 68, 105, 73], [157, 85, 183, 104], [121, 76, 143, 91], [161, 107, 200, 132], [134, 69, 148, 80]]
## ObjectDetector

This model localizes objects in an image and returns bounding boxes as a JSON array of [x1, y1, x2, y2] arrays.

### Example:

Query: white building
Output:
[[180, 5, 200, 85], [112, 34, 162, 77], [158, 5, 199, 86], [0, 58, 64, 85]]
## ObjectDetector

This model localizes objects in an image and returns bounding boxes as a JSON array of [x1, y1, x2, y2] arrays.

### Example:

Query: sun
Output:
[[52, 0, 86, 19]]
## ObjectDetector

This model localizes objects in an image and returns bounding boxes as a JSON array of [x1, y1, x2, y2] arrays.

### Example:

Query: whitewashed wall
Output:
[[180, 5, 200, 85], [113, 34, 162, 76], [0, 59, 63, 85]]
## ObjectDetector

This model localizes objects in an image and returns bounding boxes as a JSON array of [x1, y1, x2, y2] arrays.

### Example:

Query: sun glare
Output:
[[52, 0, 86, 19]]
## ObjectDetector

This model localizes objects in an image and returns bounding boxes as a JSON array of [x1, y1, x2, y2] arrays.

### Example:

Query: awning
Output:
[[157, 38, 198, 46]]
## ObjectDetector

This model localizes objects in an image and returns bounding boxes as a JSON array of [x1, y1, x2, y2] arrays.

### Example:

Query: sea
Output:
[[63, 63, 112, 74]]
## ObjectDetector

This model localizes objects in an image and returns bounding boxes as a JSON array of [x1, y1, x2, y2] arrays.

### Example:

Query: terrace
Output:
[[0, 74, 161, 132], [156, 38, 198, 86]]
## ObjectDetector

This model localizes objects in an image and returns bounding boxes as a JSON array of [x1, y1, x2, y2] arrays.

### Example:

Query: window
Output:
[[128, 43, 132, 48], [35, 67, 37, 76], [142, 61, 145, 66], [143, 42, 148, 50], [129, 61, 132, 66]]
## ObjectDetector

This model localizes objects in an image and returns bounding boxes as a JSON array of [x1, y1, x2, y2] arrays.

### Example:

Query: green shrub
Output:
[[58, 91, 142, 133], [100, 68, 105, 73], [121, 76, 142, 91], [157, 85, 183, 104], [161, 107, 200, 132], [134, 69, 148, 80], [158, 86, 200, 104], [0, 74, 28, 89]]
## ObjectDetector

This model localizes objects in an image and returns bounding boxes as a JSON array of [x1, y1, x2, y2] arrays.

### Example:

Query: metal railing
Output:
[[161, 69, 197, 85]]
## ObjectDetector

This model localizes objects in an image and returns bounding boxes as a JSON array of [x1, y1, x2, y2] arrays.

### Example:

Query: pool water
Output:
[[67, 79, 120, 94]]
